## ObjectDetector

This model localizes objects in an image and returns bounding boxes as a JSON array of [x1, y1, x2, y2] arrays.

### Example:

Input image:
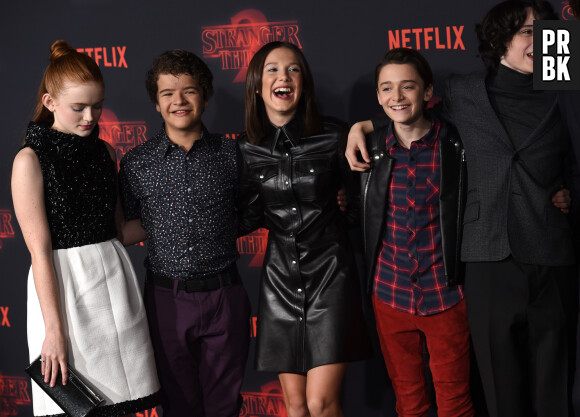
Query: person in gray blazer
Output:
[[443, 2, 577, 416], [345, 1, 577, 416]]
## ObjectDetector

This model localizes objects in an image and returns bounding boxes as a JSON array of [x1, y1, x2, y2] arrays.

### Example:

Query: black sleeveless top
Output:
[[23, 122, 117, 249]]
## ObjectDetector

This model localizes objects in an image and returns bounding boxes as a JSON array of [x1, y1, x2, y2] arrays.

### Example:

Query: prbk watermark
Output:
[[534, 20, 580, 89]]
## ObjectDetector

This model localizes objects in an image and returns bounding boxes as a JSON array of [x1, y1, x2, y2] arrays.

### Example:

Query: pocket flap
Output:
[[294, 158, 331, 175], [463, 200, 480, 224]]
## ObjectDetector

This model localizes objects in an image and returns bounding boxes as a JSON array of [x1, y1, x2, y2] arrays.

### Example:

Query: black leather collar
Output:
[[269, 115, 305, 154]]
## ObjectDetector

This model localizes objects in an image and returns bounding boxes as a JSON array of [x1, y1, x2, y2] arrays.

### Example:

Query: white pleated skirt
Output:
[[27, 239, 160, 417]]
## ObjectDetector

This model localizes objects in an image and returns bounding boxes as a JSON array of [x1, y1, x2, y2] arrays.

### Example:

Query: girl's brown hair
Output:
[[244, 42, 322, 144]]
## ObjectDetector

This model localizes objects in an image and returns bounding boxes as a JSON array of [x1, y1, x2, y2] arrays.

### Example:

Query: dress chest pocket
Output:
[[248, 163, 278, 184], [246, 162, 279, 205], [293, 158, 334, 201], [294, 158, 332, 177]]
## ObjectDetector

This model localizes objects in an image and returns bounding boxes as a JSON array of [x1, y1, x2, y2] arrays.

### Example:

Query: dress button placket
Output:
[[282, 148, 305, 369]]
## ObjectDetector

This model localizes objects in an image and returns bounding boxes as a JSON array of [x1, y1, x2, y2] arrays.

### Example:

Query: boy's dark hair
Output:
[[374, 47, 433, 90], [476, 0, 557, 73], [145, 49, 214, 103]]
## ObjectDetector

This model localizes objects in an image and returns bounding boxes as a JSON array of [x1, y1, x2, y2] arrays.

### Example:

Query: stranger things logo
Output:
[[98, 109, 148, 167], [427, 95, 442, 109], [134, 407, 160, 417], [202, 9, 301, 82], [249, 316, 258, 338], [226, 132, 241, 140], [0, 210, 15, 251], [562, 1, 576, 20], [237, 228, 269, 267], [240, 380, 287, 417], [0, 374, 31, 416]]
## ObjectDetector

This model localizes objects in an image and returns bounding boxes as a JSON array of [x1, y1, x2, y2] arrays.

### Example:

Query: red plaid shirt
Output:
[[373, 118, 464, 316]]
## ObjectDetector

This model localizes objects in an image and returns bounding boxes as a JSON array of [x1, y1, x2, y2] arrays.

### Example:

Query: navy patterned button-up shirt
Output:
[[119, 125, 239, 279], [374, 119, 463, 315]]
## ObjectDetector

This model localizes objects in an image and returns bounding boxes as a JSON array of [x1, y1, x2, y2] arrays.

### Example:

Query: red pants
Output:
[[373, 296, 474, 417]]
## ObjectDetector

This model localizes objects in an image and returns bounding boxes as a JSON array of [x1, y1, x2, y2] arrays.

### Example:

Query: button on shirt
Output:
[[373, 119, 463, 315], [119, 125, 239, 279]]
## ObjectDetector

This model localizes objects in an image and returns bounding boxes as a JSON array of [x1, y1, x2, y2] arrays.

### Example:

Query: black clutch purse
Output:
[[25, 356, 104, 417]]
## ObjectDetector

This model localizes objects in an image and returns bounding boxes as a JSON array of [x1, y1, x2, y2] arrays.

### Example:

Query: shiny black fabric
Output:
[[361, 119, 466, 291], [238, 116, 371, 373], [23, 122, 117, 250], [119, 126, 239, 278]]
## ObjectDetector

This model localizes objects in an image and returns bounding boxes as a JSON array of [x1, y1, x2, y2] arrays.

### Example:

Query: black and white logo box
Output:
[[534, 20, 580, 90]]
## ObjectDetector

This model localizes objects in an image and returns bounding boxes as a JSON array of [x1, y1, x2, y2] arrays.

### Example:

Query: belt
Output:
[[146, 266, 239, 293]]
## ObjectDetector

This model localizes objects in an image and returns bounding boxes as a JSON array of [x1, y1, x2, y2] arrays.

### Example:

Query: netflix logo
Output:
[[388, 25, 466, 51], [0, 307, 9, 328], [77, 46, 128, 68]]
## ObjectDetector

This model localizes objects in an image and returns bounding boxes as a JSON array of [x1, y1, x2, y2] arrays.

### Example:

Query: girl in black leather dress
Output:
[[237, 41, 370, 417]]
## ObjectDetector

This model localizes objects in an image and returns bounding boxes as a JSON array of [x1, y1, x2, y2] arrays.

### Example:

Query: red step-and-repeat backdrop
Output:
[[0, 1, 577, 416]]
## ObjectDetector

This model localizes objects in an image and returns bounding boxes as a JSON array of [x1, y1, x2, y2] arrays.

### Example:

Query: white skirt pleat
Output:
[[27, 239, 160, 416]]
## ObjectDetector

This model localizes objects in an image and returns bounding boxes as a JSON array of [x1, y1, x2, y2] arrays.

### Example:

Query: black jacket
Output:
[[360, 120, 466, 293]]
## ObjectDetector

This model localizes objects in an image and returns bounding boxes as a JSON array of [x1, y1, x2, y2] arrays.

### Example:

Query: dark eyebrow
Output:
[[158, 86, 199, 95], [378, 80, 419, 87], [264, 62, 300, 66]]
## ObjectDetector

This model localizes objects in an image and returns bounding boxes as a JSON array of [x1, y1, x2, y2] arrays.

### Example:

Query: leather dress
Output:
[[238, 115, 371, 373]]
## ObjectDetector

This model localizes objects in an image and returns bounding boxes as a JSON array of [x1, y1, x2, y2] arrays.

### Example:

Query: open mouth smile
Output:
[[273, 87, 293, 98]]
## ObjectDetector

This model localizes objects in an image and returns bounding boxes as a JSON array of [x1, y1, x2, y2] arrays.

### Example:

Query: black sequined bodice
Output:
[[24, 122, 117, 249]]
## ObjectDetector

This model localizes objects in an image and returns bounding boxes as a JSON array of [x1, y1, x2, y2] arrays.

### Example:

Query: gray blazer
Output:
[[443, 72, 575, 266]]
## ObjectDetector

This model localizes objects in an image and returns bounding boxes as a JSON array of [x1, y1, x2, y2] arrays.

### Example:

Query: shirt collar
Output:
[[385, 112, 441, 151], [154, 123, 211, 160], [269, 114, 305, 154]]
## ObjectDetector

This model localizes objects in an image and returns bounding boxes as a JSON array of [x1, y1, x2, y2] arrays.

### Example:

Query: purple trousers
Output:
[[144, 277, 251, 417]]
